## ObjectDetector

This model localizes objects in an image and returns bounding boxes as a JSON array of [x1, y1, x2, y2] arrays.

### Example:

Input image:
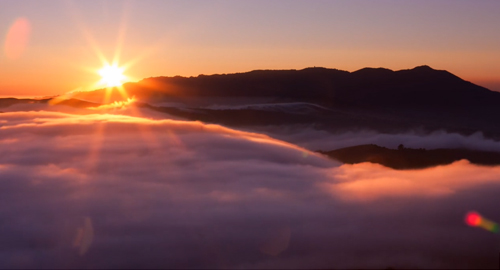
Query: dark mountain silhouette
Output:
[[71, 65, 500, 138], [75, 65, 496, 109], [51, 98, 100, 108], [0, 97, 99, 109], [0, 98, 37, 108], [6, 65, 500, 138], [319, 144, 500, 170]]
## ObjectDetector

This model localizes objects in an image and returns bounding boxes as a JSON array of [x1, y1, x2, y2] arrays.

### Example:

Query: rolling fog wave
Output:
[[246, 126, 500, 152]]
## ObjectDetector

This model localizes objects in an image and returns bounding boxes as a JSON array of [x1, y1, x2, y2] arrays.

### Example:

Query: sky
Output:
[[1, 0, 500, 96]]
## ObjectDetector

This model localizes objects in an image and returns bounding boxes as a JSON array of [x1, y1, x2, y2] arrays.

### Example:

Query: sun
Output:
[[98, 64, 127, 87]]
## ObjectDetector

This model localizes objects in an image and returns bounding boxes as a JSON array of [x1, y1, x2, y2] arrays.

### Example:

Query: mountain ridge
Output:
[[66, 66, 500, 139], [74, 65, 496, 109], [5, 65, 500, 139]]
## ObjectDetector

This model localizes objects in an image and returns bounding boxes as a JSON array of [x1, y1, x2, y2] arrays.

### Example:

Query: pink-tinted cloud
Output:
[[323, 160, 500, 201]]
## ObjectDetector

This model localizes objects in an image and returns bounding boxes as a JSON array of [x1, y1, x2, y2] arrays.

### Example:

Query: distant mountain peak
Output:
[[352, 67, 394, 75], [412, 65, 435, 70]]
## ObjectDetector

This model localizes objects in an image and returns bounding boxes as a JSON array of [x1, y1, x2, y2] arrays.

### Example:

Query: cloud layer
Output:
[[1, 111, 500, 268], [249, 125, 500, 152]]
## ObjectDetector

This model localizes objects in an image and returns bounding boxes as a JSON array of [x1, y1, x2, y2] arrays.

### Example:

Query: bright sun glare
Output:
[[98, 64, 126, 87]]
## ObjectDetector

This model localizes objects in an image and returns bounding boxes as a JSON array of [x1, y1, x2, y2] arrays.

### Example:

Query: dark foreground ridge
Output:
[[319, 144, 500, 169]]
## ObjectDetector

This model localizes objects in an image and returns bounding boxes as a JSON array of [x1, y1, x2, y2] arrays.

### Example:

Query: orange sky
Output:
[[1, 0, 500, 96]]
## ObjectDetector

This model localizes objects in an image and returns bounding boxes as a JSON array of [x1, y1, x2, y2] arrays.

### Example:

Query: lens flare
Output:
[[465, 211, 499, 233], [465, 212, 482, 227], [4, 17, 31, 59]]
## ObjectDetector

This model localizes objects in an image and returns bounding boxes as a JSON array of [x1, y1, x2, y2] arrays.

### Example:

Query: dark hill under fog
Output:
[[319, 144, 500, 170]]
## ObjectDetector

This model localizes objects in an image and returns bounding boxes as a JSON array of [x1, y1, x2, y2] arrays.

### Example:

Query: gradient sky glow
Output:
[[1, 0, 500, 96]]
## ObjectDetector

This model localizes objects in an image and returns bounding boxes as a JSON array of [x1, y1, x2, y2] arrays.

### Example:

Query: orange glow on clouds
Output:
[[4, 18, 31, 60], [89, 97, 136, 110], [322, 160, 500, 202]]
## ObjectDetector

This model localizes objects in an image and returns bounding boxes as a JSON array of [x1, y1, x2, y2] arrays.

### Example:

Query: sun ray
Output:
[[116, 85, 130, 99], [102, 84, 113, 104], [112, 2, 131, 67], [62, 0, 167, 169], [86, 119, 107, 171]]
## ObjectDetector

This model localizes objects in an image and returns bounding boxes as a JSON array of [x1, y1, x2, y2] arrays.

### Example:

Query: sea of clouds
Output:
[[1, 108, 500, 268]]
